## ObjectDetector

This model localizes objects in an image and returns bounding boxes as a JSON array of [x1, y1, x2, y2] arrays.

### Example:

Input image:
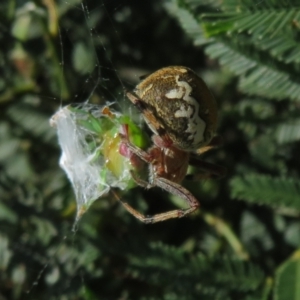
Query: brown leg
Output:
[[187, 158, 226, 180], [196, 136, 223, 155], [126, 90, 148, 112], [130, 170, 153, 189], [120, 132, 153, 164], [114, 177, 199, 224], [126, 90, 167, 138]]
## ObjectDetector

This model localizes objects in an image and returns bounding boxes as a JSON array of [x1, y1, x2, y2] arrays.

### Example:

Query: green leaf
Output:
[[275, 119, 300, 144], [205, 41, 300, 101], [0, 202, 18, 223], [7, 102, 56, 143], [164, 1, 211, 46], [202, 8, 300, 39], [72, 42, 96, 75], [230, 174, 300, 211], [127, 242, 264, 297], [274, 250, 300, 300]]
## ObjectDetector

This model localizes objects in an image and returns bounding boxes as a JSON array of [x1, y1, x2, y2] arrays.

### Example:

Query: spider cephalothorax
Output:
[[119, 66, 225, 223]]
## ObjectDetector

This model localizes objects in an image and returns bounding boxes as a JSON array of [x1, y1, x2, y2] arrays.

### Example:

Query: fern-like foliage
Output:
[[165, 1, 210, 46], [275, 119, 300, 144], [126, 242, 265, 299], [6, 102, 56, 144], [230, 174, 300, 211], [165, 0, 300, 101]]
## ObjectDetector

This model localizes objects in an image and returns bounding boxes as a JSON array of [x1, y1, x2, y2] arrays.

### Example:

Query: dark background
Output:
[[1, 0, 299, 299]]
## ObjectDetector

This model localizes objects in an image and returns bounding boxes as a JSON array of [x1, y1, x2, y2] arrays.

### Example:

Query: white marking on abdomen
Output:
[[166, 75, 206, 145]]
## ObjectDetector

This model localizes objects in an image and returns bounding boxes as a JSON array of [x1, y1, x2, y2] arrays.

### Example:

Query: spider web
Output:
[[50, 0, 146, 222], [7, 1, 150, 299], [25, 1, 178, 295]]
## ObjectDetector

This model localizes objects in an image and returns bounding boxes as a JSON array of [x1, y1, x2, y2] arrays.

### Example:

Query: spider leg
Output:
[[154, 177, 199, 217], [120, 132, 153, 163], [120, 201, 193, 224], [196, 135, 223, 155], [187, 158, 226, 180], [126, 90, 167, 138], [113, 183, 189, 224], [114, 171, 199, 223], [126, 90, 148, 112], [130, 170, 153, 189], [187, 135, 226, 180], [117, 177, 199, 224]]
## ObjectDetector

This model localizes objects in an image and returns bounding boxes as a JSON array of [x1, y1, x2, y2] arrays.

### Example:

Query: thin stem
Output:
[[202, 211, 249, 260]]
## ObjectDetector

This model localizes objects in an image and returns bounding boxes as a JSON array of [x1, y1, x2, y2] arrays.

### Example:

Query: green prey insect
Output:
[[50, 104, 149, 219]]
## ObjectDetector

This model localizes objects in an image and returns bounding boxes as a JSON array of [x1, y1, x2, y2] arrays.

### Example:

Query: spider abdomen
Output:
[[134, 66, 218, 151]]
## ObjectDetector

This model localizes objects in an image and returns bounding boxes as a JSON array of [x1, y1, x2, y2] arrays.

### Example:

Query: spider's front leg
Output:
[[119, 129, 153, 164], [126, 90, 168, 139], [119, 130, 154, 189]]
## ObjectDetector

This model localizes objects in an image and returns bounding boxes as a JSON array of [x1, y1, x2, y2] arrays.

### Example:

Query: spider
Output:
[[119, 66, 225, 224]]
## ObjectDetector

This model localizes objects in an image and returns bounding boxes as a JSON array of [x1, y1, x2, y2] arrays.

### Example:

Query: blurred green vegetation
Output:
[[1, 0, 300, 299]]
